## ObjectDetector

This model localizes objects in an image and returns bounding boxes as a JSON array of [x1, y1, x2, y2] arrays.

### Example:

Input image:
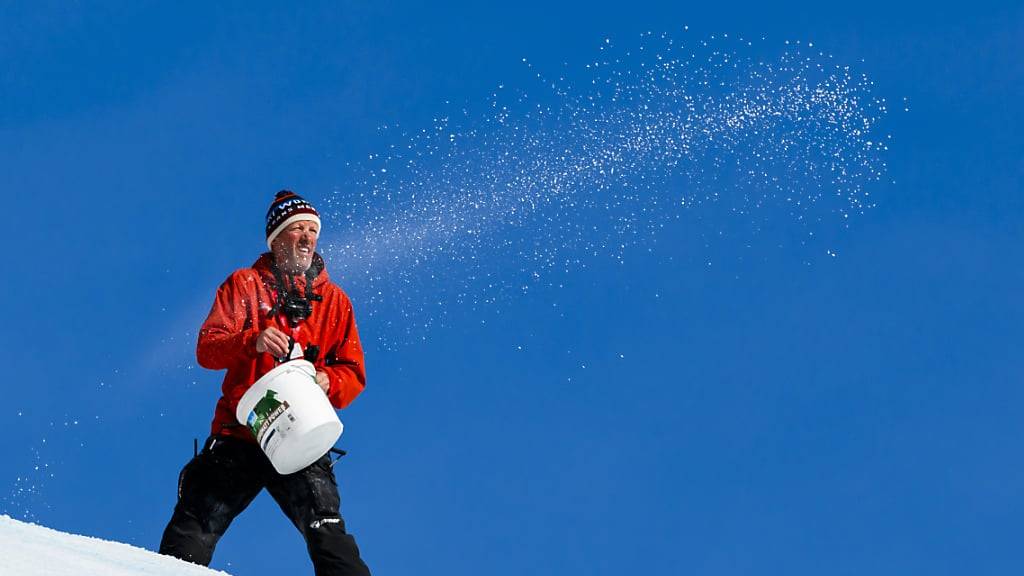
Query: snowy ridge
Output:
[[0, 515, 230, 575]]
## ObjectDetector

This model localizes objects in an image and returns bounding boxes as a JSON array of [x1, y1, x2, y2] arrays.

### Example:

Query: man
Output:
[[159, 190, 371, 576]]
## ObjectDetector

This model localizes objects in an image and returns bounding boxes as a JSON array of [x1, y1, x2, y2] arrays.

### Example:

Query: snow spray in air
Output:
[[320, 32, 892, 347]]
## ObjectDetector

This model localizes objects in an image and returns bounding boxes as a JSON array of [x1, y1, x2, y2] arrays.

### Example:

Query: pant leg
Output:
[[265, 455, 371, 576], [159, 437, 265, 566]]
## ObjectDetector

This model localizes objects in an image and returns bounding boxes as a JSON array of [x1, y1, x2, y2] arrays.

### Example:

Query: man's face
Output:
[[272, 219, 320, 274]]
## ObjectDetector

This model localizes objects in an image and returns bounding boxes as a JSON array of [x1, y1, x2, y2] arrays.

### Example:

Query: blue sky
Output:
[[2, 2, 1022, 575]]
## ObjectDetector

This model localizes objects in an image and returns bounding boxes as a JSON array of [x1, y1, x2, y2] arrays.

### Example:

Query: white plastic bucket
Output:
[[235, 359, 343, 474]]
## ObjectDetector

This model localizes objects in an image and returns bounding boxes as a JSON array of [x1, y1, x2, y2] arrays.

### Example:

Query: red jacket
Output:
[[197, 253, 366, 442]]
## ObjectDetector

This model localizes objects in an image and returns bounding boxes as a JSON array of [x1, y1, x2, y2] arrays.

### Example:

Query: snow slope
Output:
[[0, 515, 230, 575]]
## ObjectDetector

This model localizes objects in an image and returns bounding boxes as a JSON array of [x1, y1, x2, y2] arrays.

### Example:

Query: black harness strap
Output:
[[267, 254, 324, 327]]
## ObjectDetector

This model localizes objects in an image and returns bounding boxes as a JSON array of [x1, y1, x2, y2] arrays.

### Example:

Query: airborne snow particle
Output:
[[321, 32, 890, 349]]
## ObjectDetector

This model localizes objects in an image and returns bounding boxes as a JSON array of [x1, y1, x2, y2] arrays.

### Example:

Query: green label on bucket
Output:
[[246, 389, 291, 442]]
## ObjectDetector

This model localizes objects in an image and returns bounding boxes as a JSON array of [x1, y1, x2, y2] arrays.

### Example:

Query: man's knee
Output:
[[269, 458, 371, 575]]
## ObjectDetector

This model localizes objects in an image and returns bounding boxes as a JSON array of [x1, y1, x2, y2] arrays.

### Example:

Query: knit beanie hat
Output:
[[265, 190, 321, 249]]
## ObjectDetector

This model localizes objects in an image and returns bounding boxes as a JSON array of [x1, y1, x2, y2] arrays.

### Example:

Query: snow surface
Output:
[[0, 515, 230, 576]]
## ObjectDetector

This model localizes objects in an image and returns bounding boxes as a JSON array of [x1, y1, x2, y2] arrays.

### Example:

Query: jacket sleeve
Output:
[[321, 293, 367, 409], [196, 272, 261, 370]]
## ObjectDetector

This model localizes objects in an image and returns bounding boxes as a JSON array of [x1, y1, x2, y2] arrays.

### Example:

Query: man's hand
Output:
[[256, 327, 291, 357], [315, 371, 330, 395]]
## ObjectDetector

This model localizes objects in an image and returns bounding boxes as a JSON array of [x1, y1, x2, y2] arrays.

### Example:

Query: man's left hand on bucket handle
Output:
[[255, 326, 291, 357], [315, 371, 330, 395]]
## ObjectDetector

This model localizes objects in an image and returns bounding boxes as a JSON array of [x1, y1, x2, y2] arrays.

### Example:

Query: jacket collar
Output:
[[252, 252, 329, 289]]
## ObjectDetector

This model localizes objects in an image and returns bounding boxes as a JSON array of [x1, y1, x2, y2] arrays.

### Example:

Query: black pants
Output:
[[159, 436, 370, 576]]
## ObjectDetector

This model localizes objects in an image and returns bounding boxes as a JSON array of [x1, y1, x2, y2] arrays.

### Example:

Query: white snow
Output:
[[0, 515, 231, 576], [319, 33, 888, 350]]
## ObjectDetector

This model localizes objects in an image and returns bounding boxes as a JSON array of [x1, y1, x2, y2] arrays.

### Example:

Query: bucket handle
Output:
[[274, 336, 298, 364], [328, 447, 347, 468], [275, 338, 321, 365]]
